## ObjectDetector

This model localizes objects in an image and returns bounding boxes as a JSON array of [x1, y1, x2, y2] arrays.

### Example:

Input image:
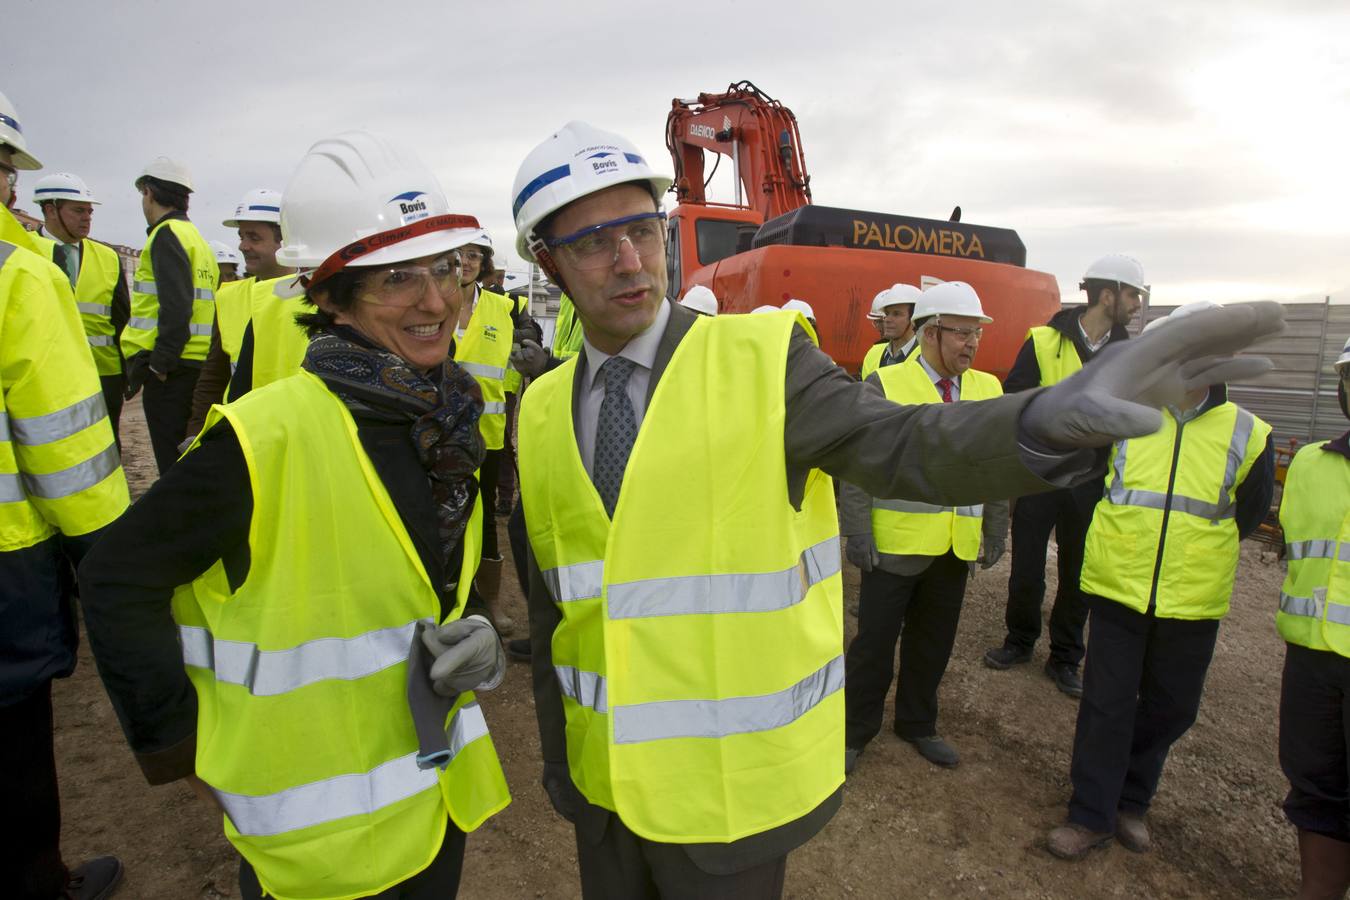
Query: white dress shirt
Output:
[[916, 353, 961, 401]]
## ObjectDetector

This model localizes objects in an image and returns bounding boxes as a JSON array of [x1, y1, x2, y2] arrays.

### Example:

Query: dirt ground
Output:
[[53, 396, 1300, 898]]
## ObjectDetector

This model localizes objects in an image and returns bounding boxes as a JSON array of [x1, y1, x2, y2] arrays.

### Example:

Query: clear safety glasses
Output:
[[546, 212, 666, 271], [356, 253, 461, 308], [937, 324, 984, 343]]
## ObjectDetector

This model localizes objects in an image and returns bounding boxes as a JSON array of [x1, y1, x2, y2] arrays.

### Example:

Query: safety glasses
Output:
[[546, 212, 666, 271], [356, 253, 461, 308]]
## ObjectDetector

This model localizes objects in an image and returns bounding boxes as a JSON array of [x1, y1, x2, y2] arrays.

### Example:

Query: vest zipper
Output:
[[1147, 421, 1187, 611]]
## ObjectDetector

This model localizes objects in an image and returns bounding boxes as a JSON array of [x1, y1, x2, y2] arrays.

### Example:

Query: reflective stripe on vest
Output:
[[1276, 442, 1350, 656], [215, 704, 490, 837], [8, 393, 106, 445], [78, 302, 112, 316], [179, 619, 423, 696], [87, 335, 115, 347], [127, 316, 213, 335], [1280, 590, 1350, 627], [1106, 409, 1255, 522], [873, 498, 984, 517], [460, 362, 506, 380], [132, 279, 215, 301]]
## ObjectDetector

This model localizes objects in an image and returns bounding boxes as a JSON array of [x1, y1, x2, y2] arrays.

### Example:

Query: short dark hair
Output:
[[1080, 278, 1114, 307], [137, 175, 190, 212], [295, 269, 363, 336]]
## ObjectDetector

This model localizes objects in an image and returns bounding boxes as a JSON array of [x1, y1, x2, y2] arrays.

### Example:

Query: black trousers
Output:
[[1003, 488, 1090, 666], [478, 449, 502, 560], [0, 680, 68, 899], [1067, 595, 1219, 832], [99, 372, 125, 453], [141, 366, 200, 474], [845, 552, 969, 746], [575, 817, 786, 900], [239, 819, 466, 899], [1280, 642, 1350, 842]]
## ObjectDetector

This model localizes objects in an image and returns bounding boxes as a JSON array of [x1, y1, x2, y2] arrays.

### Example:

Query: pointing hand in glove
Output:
[[510, 339, 549, 378], [1021, 301, 1283, 449], [420, 615, 505, 696]]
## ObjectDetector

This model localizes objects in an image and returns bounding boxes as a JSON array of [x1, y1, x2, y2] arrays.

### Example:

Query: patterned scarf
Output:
[[303, 325, 484, 573]]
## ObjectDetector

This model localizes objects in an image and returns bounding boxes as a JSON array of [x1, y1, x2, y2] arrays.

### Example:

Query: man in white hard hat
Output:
[[679, 284, 718, 317], [985, 254, 1149, 699], [0, 87, 129, 900], [122, 157, 219, 474], [509, 120, 1281, 897], [1276, 334, 1350, 898], [841, 281, 1007, 772], [185, 189, 294, 443], [453, 227, 542, 633], [1048, 301, 1274, 860], [211, 240, 242, 282], [859, 283, 920, 381], [30, 173, 131, 450]]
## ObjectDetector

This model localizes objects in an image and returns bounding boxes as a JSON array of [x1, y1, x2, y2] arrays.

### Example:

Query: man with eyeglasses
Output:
[[0, 87, 130, 900], [985, 254, 1149, 700], [509, 121, 1281, 898], [30, 173, 131, 451], [840, 282, 1007, 773]]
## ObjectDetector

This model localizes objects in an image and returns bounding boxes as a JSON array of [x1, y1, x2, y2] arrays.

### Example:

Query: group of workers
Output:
[[0, 83, 1337, 900]]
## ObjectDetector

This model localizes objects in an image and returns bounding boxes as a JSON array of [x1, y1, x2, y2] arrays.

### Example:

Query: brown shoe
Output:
[[1047, 823, 1113, 860], [1115, 811, 1151, 853]]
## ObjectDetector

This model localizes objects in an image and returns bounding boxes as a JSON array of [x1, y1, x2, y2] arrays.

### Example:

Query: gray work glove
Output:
[[977, 539, 1005, 570], [543, 761, 582, 824], [846, 534, 880, 573], [510, 339, 549, 378], [1021, 301, 1283, 448], [420, 615, 505, 696]]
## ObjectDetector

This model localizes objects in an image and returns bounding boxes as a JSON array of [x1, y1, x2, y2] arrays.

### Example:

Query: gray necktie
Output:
[[54, 243, 78, 288], [592, 356, 639, 516]]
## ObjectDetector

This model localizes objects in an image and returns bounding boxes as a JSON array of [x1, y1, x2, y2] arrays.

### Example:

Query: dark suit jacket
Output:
[[524, 302, 1098, 873]]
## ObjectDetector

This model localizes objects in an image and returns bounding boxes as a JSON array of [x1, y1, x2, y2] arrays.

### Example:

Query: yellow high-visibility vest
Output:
[[859, 342, 885, 381], [174, 372, 509, 900], [1081, 402, 1270, 619], [121, 218, 218, 363], [1027, 324, 1082, 387], [551, 294, 583, 361], [241, 276, 308, 396], [454, 289, 513, 450], [504, 293, 530, 395], [518, 311, 843, 843], [0, 240, 128, 551], [1277, 442, 1350, 657], [870, 354, 1003, 559], [215, 276, 256, 367], [0, 206, 36, 253], [31, 235, 125, 376]]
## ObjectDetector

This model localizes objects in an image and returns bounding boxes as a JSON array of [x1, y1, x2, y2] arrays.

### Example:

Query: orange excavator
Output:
[[665, 81, 1060, 377]]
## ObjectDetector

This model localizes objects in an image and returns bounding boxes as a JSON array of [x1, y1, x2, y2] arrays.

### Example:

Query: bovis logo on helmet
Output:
[[586, 151, 621, 175], [389, 190, 430, 224]]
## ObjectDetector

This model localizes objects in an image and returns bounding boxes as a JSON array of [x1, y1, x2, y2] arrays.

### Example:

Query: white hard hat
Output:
[[782, 298, 816, 320], [751, 304, 779, 314], [0, 90, 41, 170], [913, 281, 992, 325], [1336, 337, 1350, 372], [679, 284, 718, 316], [1082, 253, 1149, 299], [466, 229, 493, 250], [223, 188, 283, 226], [276, 130, 481, 283], [33, 172, 99, 206], [137, 156, 194, 192], [210, 240, 243, 267], [869, 283, 922, 319], [512, 121, 673, 263], [1142, 300, 1220, 335]]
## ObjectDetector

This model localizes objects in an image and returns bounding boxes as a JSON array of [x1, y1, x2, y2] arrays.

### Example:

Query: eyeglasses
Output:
[[356, 253, 461, 307], [546, 212, 666, 271], [461, 247, 484, 263], [937, 324, 983, 342], [0, 162, 16, 189]]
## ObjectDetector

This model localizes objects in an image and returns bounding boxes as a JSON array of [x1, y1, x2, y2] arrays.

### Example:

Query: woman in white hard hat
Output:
[[81, 131, 510, 899], [210, 240, 243, 282]]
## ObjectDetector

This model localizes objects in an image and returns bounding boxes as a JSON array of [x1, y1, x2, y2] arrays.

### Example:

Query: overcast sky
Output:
[[7, 0, 1348, 304]]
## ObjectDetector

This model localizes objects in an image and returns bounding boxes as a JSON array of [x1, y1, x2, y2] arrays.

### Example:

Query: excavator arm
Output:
[[666, 80, 812, 220]]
